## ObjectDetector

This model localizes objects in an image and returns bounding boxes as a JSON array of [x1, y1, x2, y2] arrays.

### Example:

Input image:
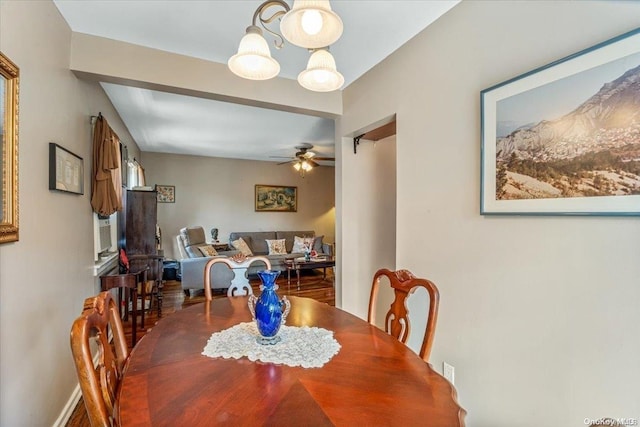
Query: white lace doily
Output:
[[202, 322, 341, 368]]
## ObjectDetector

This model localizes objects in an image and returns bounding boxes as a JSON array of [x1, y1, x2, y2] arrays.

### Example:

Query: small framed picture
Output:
[[49, 143, 84, 195], [156, 185, 175, 203]]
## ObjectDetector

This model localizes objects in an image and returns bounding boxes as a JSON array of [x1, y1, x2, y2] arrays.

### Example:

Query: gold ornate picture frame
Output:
[[0, 52, 19, 243], [255, 184, 297, 212]]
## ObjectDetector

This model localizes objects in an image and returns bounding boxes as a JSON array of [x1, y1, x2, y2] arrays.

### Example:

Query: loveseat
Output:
[[176, 227, 332, 293]]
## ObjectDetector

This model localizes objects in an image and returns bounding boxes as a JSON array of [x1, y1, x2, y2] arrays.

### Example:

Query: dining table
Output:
[[116, 296, 466, 426]]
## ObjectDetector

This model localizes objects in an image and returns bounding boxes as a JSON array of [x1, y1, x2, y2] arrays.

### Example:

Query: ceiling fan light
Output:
[[293, 162, 302, 171], [228, 26, 280, 80], [298, 49, 344, 92], [280, 0, 343, 49], [301, 160, 313, 171]]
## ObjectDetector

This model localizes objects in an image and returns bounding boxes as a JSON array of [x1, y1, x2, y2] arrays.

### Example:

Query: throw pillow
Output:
[[231, 237, 253, 256], [292, 235, 315, 253], [313, 235, 324, 253], [266, 239, 287, 255], [198, 245, 218, 257]]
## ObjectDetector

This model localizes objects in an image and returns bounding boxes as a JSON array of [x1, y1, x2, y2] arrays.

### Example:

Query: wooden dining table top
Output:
[[116, 296, 466, 426]]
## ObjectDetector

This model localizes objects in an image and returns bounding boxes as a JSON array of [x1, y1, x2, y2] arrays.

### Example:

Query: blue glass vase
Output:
[[248, 270, 291, 345]]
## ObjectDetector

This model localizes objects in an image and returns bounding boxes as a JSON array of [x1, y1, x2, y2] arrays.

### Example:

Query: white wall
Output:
[[338, 1, 640, 425], [3, 1, 638, 425], [142, 152, 335, 259], [338, 134, 397, 313], [0, 2, 139, 425]]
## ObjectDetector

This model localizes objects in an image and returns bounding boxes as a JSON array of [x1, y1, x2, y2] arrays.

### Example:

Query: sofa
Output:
[[176, 227, 332, 293], [228, 231, 332, 270]]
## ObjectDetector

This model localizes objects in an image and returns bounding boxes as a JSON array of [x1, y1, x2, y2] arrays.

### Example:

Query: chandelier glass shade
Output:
[[280, 0, 343, 49], [297, 48, 344, 92], [228, 0, 344, 92], [228, 26, 280, 80]]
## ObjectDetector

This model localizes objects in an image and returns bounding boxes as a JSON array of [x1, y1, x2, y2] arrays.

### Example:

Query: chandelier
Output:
[[228, 0, 344, 92]]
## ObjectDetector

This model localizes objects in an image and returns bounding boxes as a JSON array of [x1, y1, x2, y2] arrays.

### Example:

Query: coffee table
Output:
[[285, 257, 335, 290]]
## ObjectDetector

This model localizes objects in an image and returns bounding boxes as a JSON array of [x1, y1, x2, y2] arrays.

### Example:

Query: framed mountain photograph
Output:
[[481, 28, 640, 216]]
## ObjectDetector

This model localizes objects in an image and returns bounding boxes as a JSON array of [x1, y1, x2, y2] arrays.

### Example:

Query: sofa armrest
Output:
[[321, 243, 333, 257], [179, 256, 234, 290]]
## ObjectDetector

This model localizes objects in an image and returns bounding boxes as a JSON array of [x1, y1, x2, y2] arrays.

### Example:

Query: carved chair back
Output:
[[204, 254, 272, 299], [367, 268, 440, 362], [70, 291, 128, 427]]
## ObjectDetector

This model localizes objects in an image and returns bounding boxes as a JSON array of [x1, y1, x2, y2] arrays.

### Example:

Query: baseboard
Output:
[[52, 384, 82, 427], [53, 349, 101, 426]]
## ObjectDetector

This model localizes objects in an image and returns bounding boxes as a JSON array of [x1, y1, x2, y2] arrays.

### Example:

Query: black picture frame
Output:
[[49, 142, 84, 195]]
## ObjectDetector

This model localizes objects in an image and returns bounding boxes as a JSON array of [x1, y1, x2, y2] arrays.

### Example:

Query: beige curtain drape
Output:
[[137, 162, 146, 186], [91, 115, 122, 215]]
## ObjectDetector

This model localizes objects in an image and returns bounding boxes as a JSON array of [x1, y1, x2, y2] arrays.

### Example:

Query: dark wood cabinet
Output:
[[125, 190, 158, 256], [117, 186, 127, 251], [123, 189, 165, 317]]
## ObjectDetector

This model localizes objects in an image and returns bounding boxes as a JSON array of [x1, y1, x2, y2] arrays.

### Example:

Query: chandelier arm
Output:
[[261, 19, 286, 49], [252, 0, 291, 49]]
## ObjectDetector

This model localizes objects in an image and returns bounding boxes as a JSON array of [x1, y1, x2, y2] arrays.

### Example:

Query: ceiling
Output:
[[54, 0, 459, 162]]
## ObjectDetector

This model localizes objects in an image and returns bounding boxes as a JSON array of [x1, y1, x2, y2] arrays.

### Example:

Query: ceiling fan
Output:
[[272, 143, 335, 175]]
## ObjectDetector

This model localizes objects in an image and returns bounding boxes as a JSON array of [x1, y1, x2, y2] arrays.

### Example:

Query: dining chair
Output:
[[100, 268, 147, 347], [367, 268, 440, 362], [70, 291, 128, 427], [204, 254, 272, 299], [128, 254, 165, 319]]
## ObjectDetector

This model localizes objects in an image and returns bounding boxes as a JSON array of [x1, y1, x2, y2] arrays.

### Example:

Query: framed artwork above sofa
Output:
[[255, 184, 297, 212]]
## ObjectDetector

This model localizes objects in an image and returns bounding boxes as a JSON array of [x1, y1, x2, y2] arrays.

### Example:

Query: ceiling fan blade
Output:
[[279, 144, 334, 167], [277, 160, 296, 165], [270, 155, 294, 159]]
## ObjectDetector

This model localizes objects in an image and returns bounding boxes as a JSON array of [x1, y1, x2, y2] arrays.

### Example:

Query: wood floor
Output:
[[65, 270, 335, 427]]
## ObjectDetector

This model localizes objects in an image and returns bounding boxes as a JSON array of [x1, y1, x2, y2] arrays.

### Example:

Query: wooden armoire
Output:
[[125, 189, 158, 256], [123, 189, 164, 316]]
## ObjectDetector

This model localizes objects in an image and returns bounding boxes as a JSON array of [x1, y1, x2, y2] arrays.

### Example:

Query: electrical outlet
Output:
[[443, 362, 455, 385]]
